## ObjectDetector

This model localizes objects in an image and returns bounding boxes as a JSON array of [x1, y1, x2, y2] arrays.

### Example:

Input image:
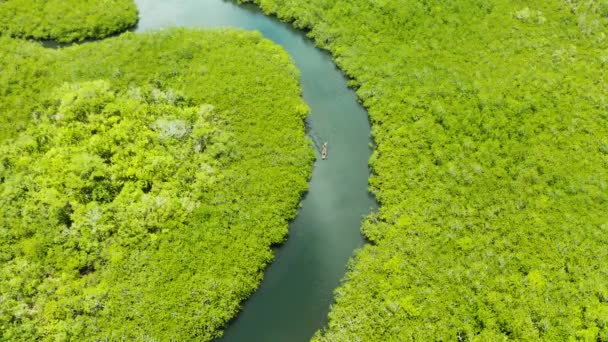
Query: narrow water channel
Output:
[[135, 1, 377, 340]]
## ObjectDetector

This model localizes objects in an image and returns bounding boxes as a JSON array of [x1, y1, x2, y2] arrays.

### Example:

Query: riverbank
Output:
[[240, 0, 608, 340], [0, 28, 314, 340]]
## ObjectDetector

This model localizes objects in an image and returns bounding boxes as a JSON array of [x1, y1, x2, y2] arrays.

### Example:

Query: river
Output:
[[134, 1, 377, 340]]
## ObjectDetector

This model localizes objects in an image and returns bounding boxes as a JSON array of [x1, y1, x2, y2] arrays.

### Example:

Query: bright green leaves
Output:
[[0, 80, 237, 338], [0, 0, 138, 42], [0, 29, 314, 341]]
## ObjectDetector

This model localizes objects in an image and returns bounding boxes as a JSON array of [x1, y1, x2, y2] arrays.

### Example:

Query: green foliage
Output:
[[0, 29, 314, 340], [0, 0, 138, 42], [242, 0, 608, 340]]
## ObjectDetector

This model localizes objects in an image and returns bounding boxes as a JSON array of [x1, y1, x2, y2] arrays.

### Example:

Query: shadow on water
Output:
[[133, 0, 378, 340]]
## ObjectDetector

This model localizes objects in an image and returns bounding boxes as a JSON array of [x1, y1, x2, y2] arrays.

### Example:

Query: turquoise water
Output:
[[135, 1, 377, 340]]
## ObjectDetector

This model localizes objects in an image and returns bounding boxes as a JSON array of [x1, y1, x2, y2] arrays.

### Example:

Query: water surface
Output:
[[135, 1, 377, 340]]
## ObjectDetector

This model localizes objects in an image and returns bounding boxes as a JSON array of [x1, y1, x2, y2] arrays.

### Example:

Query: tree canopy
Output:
[[0, 0, 138, 42], [0, 29, 314, 340]]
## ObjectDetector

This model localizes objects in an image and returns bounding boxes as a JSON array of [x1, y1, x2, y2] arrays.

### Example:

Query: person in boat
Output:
[[322, 142, 328, 160]]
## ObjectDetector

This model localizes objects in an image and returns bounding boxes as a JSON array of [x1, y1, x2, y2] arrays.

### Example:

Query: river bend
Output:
[[134, 1, 377, 340]]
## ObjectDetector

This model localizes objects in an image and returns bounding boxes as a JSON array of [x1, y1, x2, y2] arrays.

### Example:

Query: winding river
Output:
[[134, 1, 377, 340]]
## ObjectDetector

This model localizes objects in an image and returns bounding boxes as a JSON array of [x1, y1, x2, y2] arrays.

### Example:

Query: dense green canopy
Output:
[[243, 0, 608, 340], [0, 0, 138, 42], [0, 29, 314, 340]]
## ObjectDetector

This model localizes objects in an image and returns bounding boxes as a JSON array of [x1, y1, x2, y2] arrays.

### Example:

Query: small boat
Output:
[[321, 142, 328, 160]]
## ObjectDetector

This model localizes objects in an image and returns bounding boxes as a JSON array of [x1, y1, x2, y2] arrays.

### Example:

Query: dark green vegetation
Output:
[[243, 0, 608, 340], [0, 0, 138, 42], [0, 29, 314, 340]]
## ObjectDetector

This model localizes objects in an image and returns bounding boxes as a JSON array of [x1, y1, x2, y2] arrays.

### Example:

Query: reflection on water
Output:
[[135, 1, 377, 341]]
